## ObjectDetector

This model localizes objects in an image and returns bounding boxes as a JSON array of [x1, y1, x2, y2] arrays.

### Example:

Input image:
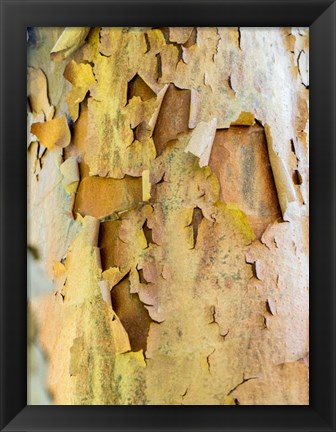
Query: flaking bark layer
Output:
[[28, 26, 309, 405]]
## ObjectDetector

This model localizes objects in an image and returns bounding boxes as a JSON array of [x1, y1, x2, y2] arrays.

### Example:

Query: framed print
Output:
[[1, 0, 335, 431]]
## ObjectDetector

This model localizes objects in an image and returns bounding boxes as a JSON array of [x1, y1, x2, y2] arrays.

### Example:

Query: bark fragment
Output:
[[74, 175, 143, 219], [31, 116, 71, 149], [27, 67, 55, 121], [51, 27, 90, 61]]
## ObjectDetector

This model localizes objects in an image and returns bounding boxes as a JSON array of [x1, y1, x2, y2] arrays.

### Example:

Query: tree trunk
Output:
[[27, 27, 309, 405]]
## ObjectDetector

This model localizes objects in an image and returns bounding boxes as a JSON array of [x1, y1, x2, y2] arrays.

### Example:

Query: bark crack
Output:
[[237, 27, 242, 50], [227, 374, 258, 396]]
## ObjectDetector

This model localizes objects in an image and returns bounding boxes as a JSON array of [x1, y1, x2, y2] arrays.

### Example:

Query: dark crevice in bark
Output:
[[191, 207, 204, 248], [144, 32, 150, 53], [206, 349, 215, 374], [28, 244, 40, 260], [266, 299, 276, 316], [137, 266, 149, 285], [142, 220, 153, 245], [156, 53, 162, 80], [111, 274, 152, 352], [292, 169, 302, 185], [227, 375, 258, 396], [228, 75, 235, 94], [237, 27, 242, 49], [290, 139, 296, 154]]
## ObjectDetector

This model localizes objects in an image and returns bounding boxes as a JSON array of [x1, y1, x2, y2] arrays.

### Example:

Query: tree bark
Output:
[[27, 27, 309, 405]]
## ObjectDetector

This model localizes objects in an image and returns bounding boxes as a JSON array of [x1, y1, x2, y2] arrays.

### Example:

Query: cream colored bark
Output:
[[27, 27, 309, 405]]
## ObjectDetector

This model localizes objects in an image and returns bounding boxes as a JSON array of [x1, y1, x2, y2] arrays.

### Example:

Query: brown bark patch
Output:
[[111, 275, 152, 352], [152, 84, 190, 155]]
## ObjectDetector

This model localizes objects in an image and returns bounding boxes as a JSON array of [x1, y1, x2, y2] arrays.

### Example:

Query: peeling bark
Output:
[[28, 27, 309, 405]]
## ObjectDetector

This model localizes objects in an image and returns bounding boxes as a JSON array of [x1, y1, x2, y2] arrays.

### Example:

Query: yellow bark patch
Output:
[[31, 116, 71, 149]]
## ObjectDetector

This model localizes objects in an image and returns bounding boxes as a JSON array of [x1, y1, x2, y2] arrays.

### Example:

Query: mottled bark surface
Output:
[[28, 27, 309, 405]]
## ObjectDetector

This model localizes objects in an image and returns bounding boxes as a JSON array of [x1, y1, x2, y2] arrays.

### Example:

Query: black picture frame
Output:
[[1, 0, 335, 431]]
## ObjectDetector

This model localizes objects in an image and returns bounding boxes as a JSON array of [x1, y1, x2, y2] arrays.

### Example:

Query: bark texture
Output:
[[27, 27, 309, 405]]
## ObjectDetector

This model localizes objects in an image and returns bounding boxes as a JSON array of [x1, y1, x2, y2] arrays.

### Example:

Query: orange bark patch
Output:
[[74, 176, 142, 218], [209, 124, 281, 238]]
